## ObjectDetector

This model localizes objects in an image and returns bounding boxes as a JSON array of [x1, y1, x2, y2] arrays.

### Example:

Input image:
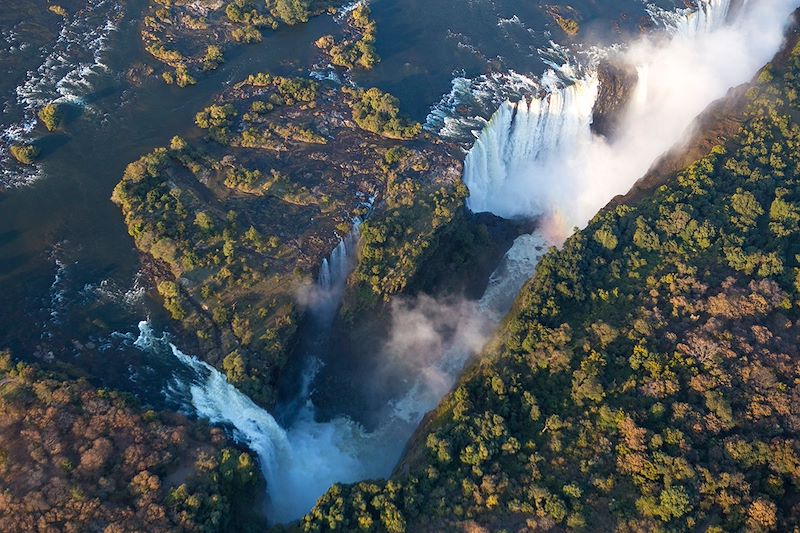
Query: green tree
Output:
[[9, 144, 39, 165], [38, 103, 62, 131], [271, 0, 309, 25]]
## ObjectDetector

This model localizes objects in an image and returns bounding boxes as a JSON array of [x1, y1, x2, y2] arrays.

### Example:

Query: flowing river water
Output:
[[1, 0, 792, 524], [0, 0, 657, 410]]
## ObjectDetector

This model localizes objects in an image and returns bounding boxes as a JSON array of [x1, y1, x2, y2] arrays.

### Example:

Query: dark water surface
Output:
[[0, 0, 667, 402]]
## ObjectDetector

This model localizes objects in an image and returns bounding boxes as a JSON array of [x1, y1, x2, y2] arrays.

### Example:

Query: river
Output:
[[0, 0, 703, 523]]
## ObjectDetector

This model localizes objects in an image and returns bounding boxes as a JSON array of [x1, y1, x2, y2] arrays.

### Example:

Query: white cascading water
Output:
[[649, 0, 738, 34], [131, 0, 799, 525], [132, 217, 383, 524], [317, 219, 361, 291], [135, 321, 395, 524], [463, 0, 796, 238], [133, 228, 550, 524], [463, 70, 599, 219], [424, 70, 541, 142], [314, 218, 362, 319]]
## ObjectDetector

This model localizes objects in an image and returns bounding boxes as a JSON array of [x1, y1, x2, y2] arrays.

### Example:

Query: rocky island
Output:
[[141, 0, 344, 85], [112, 74, 465, 406]]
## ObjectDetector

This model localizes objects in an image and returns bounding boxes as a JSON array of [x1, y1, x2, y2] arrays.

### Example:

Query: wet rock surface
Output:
[[591, 59, 639, 139]]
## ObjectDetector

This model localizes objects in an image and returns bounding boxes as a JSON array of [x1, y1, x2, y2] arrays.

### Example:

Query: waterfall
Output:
[[676, 0, 733, 33], [424, 70, 541, 142], [128, 0, 798, 525], [313, 218, 362, 318], [461, 0, 794, 237], [318, 221, 360, 290], [650, 0, 736, 35], [463, 73, 599, 219], [133, 321, 394, 524], [127, 217, 386, 525], [478, 232, 551, 315], [132, 229, 555, 524], [387, 231, 551, 423], [317, 218, 362, 290]]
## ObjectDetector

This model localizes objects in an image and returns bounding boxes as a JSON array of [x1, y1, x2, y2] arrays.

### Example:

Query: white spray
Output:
[[463, 0, 797, 238], [134, 321, 395, 524], [133, 228, 549, 523], [135, 0, 798, 525]]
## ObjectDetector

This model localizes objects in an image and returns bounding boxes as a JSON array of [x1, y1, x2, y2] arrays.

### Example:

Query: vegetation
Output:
[[174, 64, 197, 87], [345, 87, 422, 140], [203, 45, 224, 71], [140, 0, 336, 86], [112, 142, 299, 406], [0, 354, 262, 531], [304, 24, 800, 533], [355, 154, 468, 299], [114, 75, 459, 407], [37, 103, 62, 131], [315, 3, 379, 70], [270, 0, 310, 25], [9, 144, 38, 165], [553, 13, 580, 36], [231, 25, 263, 43], [48, 4, 67, 17]]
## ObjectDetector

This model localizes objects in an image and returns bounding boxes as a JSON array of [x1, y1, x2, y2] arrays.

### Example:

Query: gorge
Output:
[[131, 0, 800, 525], [2, 0, 800, 530]]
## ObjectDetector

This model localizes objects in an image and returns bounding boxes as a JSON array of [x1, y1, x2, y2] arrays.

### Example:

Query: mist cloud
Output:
[[465, 0, 798, 241]]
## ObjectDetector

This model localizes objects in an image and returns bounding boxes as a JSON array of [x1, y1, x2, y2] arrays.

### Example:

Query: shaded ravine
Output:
[[132, 227, 548, 523], [2, 0, 796, 527], [133, 0, 800, 525]]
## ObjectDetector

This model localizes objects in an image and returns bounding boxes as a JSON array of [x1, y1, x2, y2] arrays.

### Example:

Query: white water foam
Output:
[[463, 72, 599, 219], [134, 219, 552, 523], [461, 0, 797, 238], [1, 0, 123, 188], [125, 0, 798, 525], [312, 218, 363, 321], [335, 0, 368, 21], [15, 0, 122, 109], [134, 321, 396, 524], [425, 70, 541, 142], [424, 40, 600, 143]]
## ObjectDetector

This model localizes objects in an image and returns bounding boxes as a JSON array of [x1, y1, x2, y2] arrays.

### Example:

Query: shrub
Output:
[[271, 0, 309, 25], [48, 4, 67, 16], [38, 103, 62, 131], [202, 45, 223, 71], [9, 144, 39, 165], [347, 87, 421, 139]]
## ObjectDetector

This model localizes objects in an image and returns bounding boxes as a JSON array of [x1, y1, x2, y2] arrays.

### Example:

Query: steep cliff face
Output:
[[113, 77, 463, 408], [590, 60, 639, 139], [309, 209, 531, 425], [302, 16, 800, 533]]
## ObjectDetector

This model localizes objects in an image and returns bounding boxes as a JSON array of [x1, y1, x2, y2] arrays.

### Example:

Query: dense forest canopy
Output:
[[0, 355, 261, 532], [302, 22, 800, 533], [6, 0, 800, 531]]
